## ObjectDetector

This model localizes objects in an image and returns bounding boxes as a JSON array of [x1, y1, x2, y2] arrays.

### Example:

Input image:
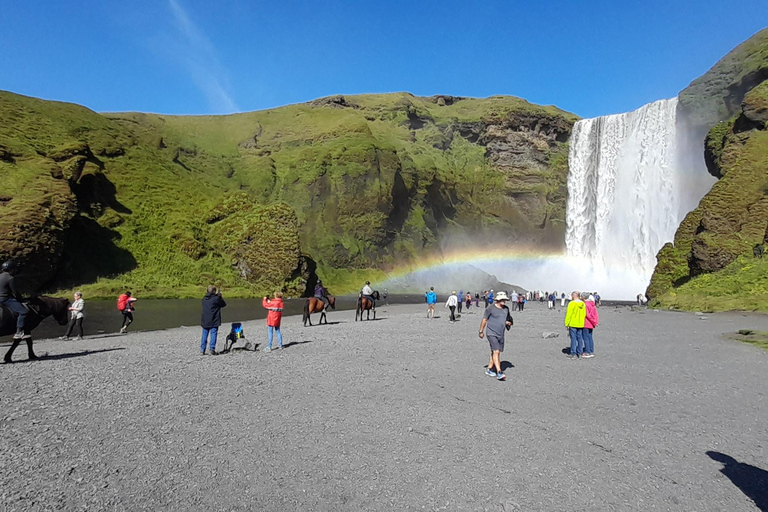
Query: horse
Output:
[[303, 295, 336, 326], [2, 296, 70, 363], [356, 290, 380, 321]]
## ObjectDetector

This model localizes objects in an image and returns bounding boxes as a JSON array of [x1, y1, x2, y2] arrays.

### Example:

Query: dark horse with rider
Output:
[[304, 279, 336, 326], [0, 261, 70, 363]]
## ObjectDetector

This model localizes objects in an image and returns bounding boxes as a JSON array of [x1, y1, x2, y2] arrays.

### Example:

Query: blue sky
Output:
[[1, 1, 767, 118]]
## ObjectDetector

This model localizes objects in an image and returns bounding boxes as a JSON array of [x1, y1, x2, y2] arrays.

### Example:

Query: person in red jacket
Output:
[[582, 293, 600, 358], [117, 291, 137, 333], [262, 291, 284, 352]]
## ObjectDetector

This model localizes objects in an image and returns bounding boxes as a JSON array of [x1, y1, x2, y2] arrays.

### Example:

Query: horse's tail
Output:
[[303, 299, 310, 323]]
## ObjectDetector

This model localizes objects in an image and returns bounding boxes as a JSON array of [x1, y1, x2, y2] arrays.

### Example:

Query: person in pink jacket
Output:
[[582, 293, 599, 358]]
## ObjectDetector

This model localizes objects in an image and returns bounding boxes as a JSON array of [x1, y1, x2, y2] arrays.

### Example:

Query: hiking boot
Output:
[[119, 327, 127, 334], [13, 330, 23, 340], [582, 353, 594, 359], [485, 368, 497, 377], [21, 333, 31, 340]]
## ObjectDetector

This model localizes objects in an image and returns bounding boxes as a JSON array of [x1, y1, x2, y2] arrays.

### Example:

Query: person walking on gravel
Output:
[[457, 290, 464, 314], [60, 291, 84, 340], [479, 291, 512, 381], [425, 287, 437, 319], [262, 291, 284, 352], [200, 286, 226, 355], [564, 291, 586, 358], [118, 291, 137, 333], [445, 291, 458, 322], [582, 294, 599, 358]]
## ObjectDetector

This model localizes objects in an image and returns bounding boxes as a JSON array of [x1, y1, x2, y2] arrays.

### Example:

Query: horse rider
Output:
[[314, 279, 330, 310], [361, 281, 375, 307], [0, 261, 30, 339]]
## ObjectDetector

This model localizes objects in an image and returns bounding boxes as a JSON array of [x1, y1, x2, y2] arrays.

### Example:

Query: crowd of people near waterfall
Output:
[[2, 257, 601, 373]]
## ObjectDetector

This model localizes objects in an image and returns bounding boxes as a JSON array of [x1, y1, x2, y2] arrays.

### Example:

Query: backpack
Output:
[[502, 305, 514, 330]]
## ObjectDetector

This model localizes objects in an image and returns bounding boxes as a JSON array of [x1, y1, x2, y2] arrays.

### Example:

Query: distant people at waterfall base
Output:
[[262, 291, 284, 352], [200, 286, 226, 355], [465, 292, 473, 311], [560, 293, 567, 307], [582, 294, 599, 358], [59, 291, 84, 341], [117, 291, 137, 333], [487, 290, 494, 305], [475, 293, 480, 308], [457, 290, 464, 314], [445, 291, 458, 322], [426, 287, 437, 319], [510, 291, 519, 311], [637, 293, 647, 306], [594, 293, 601, 307], [548, 292, 556, 310], [479, 291, 512, 381], [517, 294, 525, 311], [564, 291, 586, 359]]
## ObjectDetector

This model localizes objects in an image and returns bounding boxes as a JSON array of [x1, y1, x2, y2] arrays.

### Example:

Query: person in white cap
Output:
[[478, 291, 512, 381]]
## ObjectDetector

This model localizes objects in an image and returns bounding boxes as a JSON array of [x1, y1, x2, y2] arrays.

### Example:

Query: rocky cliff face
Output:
[[0, 91, 576, 297], [648, 81, 768, 306]]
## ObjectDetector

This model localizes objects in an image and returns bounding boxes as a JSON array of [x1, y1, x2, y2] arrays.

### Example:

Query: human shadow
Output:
[[500, 361, 515, 371], [281, 340, 314, 349], [5, 347, 126, 363], [707, 451, 768, 510]]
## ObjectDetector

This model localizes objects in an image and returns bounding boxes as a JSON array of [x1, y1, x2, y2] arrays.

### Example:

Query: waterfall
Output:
[[565, 98, 712, 295]]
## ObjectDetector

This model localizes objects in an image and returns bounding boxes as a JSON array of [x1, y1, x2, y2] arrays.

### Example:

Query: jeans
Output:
[[201, 326, 218, 353], [1, 298, 27, 330], [583, 328, 594, 354], [65, 317, 84, 337], [457, 301, 462, 313], [569, 327, 584, 356], [267, 325, 282, 349], [448, 305, 456, 321]]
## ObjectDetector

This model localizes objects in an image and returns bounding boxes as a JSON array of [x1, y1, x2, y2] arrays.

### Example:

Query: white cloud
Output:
[[166, 0, 239, 113]]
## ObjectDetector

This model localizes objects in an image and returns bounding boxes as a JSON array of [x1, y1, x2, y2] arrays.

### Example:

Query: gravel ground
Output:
[[2, 302, 767, 511]]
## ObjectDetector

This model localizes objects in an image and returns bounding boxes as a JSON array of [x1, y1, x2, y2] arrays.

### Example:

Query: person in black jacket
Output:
[[200, 285, 226, 355], [0, 261, 29, 339]]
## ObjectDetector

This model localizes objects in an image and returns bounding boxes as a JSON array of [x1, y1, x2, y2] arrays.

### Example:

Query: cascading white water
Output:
[[565, 98, 712, 296]]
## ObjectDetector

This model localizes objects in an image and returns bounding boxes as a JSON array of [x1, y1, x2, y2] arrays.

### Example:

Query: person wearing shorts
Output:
[[479, 291, 512, 381], [425, 287, 437, 319]]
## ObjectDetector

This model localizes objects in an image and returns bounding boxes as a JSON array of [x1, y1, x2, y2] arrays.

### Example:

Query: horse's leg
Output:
[[26, 337, 38, 360], [320, 312, 326, 325], [4, 339, 20, 363]]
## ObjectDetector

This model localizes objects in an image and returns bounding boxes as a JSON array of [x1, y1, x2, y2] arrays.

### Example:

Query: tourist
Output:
[[60, 291, 84, 340], [510, 290, 519, 311], [594, 292, 602, 307], [560, 292, 567, 307], [466, 291, 472, 311], [118, 291, 137, 333], [0, 261, 28, 340], [425, 287, 437, 319], [361, 281, 375, 307], [457, 290, 464, 314], [518, 293, 525, 311], [445, 291, 458, 322], [475, 292, 480, 308], [564, 291, 586, 358], [479, 291, 512, 381], [548, 291, 555, 310], [314, 279, 329, 310], [262, 291, 284, 352], [200, 285, 226, 355], [488, 290, 494, 305], [583, 293, 599, 358]]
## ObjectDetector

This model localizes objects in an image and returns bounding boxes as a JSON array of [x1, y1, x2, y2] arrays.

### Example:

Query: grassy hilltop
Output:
[[649, 28, 768, 311], [0, 92, 577, 298]]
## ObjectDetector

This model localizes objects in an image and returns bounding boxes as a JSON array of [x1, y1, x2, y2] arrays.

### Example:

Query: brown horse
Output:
[[2, 296, 70, 363], [303, 295, 336, 326], [356, 291, 380, 321]]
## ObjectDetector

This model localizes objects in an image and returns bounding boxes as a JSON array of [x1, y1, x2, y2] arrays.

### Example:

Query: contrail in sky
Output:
[[167, 0, 239, 113]]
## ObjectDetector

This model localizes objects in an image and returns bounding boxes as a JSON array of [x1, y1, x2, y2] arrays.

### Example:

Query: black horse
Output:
[[2, 296, 70, 363]]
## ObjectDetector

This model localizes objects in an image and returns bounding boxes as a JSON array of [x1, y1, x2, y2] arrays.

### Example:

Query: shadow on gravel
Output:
[[282, 340, 314, 349], [707, 451, 768, 511], [41, 348, 126, 361], [500, 361, 515, 371]]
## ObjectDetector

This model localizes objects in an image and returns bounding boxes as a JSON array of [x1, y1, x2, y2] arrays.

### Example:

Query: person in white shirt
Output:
[[445, 291, 458, 322], [60, 292, 84, 340], [361, 281, 375, 307]]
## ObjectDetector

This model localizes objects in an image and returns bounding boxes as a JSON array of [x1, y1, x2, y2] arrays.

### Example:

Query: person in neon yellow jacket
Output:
[[564, 291, 586, 358]]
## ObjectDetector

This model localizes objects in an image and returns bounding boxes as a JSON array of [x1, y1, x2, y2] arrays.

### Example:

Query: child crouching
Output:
[[262, 291, 284, 352]]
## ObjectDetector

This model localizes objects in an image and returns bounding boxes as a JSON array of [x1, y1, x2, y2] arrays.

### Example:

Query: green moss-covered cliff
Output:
[[649, 75, 768, 310], [0, 91, 577, 298]]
